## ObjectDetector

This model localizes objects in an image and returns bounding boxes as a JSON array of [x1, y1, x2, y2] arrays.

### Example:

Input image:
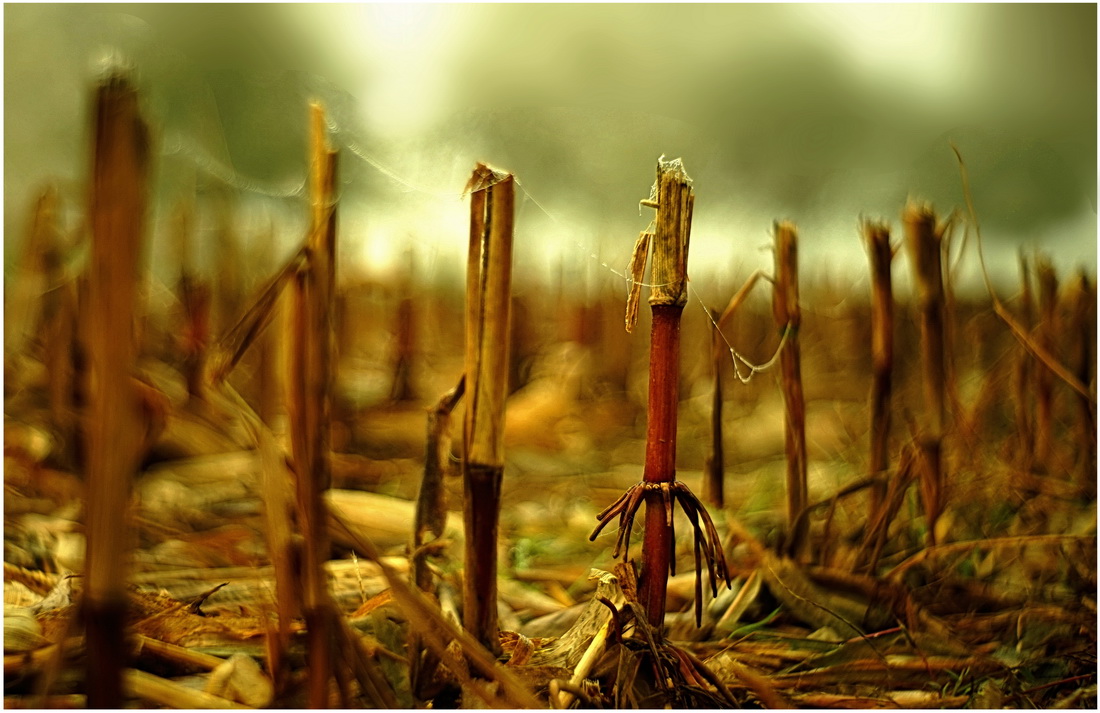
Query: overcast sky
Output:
[[4, 3, 1096, 294]]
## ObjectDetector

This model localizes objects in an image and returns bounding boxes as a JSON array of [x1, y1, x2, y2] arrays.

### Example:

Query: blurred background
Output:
[[4, 3, 1096, 295]]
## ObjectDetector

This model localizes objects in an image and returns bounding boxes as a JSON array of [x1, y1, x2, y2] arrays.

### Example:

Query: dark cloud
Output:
[[5, 3, 1095, 283]]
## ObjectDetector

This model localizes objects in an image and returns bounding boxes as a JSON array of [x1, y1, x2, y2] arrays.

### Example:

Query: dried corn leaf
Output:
[[624, 231, 651, 333]]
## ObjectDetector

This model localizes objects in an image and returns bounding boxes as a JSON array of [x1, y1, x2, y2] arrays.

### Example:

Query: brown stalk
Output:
[[716, 269, 765, 332], [36, 187, 81, 469], [390, 248, 418, 401], [1070, 271, 1096, 494], [287, 102, 339, 707], [703, 268, 767, 507], [172, 199, 211, 401], [82, 73, 149, 708], [772, 221, 808, 558], [1033, 256, 1058, 469], [1014, 250, 1036, 465], [414, 377, 466, 591], [951, 144, 1093, 403], [409, 377, 465, 701], [863, 220, 894, 522], [858, 444, 919, 573], [903, 201, 947, 546], [210, 246, 307, 385], [461, 162, 515, 655], [255, 221, 284, 427], [703, 306, 725, 508]]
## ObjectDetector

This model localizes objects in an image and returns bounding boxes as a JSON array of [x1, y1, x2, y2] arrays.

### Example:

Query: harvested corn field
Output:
[[4, 4, 1096, 709]]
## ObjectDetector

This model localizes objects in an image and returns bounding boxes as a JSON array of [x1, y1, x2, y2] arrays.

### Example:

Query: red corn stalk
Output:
[[593, 158, 729, 633], [903, 201, 947, 546], [638, 158, 693, 630], [772, 221, 807, 558], [461, 163, 515, 655], [863, 220, 894, 522], [82, 72, 149, 708]]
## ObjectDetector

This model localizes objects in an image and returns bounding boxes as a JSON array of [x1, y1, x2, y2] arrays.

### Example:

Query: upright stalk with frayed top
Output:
[[639, 158, 692, 629], [83, 73, 149, 708], [461, 163, 515, 655], [773, 221, 807, 558], [287, 102, 339, 706], [592, 157, 730, 634], [864, 220, 894, 521], [903, 202, 947, 545]]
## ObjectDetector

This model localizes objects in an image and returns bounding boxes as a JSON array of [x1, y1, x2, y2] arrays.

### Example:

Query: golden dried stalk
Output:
[[210, 246, 306, 385], [715, 269, 764, 333], [773, 221, 807, 557], [286, 101, 339, 707], [83, 73, 149, 708], [625, 230, 652, 333], [462, 162, 515, 654], [648, 159, 693, 308], [124, 669, 250, 710]]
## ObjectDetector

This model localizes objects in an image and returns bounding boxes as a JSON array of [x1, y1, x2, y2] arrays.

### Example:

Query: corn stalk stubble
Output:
[[903, 202, 949, 546], [82, 73, 149, 709], [461, 163, 515, 655], [772, 221, 808, 559], [864, 220, 894, 535], [286, 102, 339, 707]]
